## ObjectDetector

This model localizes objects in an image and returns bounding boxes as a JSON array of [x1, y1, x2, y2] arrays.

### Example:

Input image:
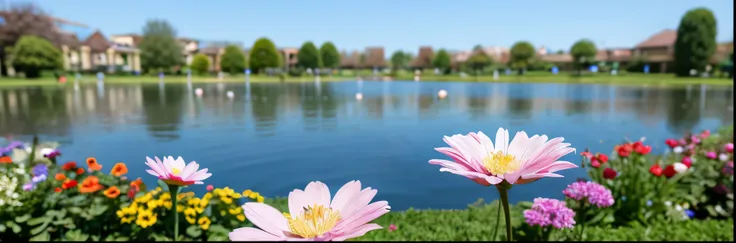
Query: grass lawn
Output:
[[0, 72, 732, 87]]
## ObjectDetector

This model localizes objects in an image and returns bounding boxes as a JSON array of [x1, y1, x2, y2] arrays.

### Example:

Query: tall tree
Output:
[[509, 41, 536, 74], [220, 45, 246, 74], [138, 19, 183, 72], [473, 44, 484, 51], [297, 41, 322, 69], [0, 3, 62, 76], [674, 8, 717, 77], [466, 51, 492, 76], [8, 36, 62, 78], [570, 39, 597, 74], [249, 37, 282, 73], [432, 49, 451, 73], [320, 42, 340, 69], [390, 50, 408, 70]]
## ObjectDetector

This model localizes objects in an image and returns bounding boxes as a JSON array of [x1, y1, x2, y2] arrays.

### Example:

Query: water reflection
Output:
[[0, 81, 732, 210]]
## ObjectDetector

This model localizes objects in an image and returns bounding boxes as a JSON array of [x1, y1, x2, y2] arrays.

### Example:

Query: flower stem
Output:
[[578, 203, 587, 241], [492, 200, 501, 241], [169, 185, 180, 242], [497, 185, 512, 242]]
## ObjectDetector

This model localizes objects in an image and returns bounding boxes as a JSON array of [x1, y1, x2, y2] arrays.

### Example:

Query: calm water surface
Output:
[[0, 80, 733, 210]]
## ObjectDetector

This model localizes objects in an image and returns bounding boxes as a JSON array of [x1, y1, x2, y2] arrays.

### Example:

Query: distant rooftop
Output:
[[635, 29, 677, 48]]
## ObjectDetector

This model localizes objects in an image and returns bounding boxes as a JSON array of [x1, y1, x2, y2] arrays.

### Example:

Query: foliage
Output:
[[319, 42, 340, 69], [189, 54, 209, 75], [674, 8, 718, 77], [296, 41, 322, 70], [465, 51, 493, 74], [220, 45, 246, 75], [626, 56, 650, 72], [570, 39, 597, 74], [390, 51, 409, 71], [0, 3, 63, 76], [7, 36, 63, 78], [509, 41, 536, 72], [432, 49, 451, 74], [138, 20, 184, 72], [248, 38, 282, 74]]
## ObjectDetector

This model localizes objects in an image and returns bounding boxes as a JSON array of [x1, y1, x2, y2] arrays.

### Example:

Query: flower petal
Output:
[[304, 181, 331, 208], [242, 202, 289, 237], [229, 227, 285, 241], [339, 187, 377, 220], [146, 157, 166, 177], [438, 168, 502, 185], [331, 223, 383, 241], [495, 128, 509, 153], [330, 180, 362, 214], [288, 189, 308, 216], [428, 159, 474, 173], [334, 201, 390, 234], [179, 162, 199, 180]]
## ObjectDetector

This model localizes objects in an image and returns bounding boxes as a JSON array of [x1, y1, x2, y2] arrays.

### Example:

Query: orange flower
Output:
[[104, 186, 121, 198], [61, 161, 77, 170], [55, 173, 66, 181], [62, 179, 78, 189], [78, 176, 103, 193], [76, 168, 85, 175], [110, 163, 128, 177], [86, 157, 102, 172], [54, 187, 62, 193], [130, 177, 143, 187], [0, 156, 12, 163]]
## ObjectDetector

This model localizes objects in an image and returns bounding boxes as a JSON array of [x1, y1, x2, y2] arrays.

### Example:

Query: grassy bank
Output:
[[261, 198, 733, 241], [0, 72, 732, 87]]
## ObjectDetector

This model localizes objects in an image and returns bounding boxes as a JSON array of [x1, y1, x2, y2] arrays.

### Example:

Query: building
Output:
[[339, 50, 362, 69], [631, 29, 676, 73], [410, 46, 434, 69], [363, 47, 386, 69], [52, 18, 141, 74], [281, 47, 298, 70]]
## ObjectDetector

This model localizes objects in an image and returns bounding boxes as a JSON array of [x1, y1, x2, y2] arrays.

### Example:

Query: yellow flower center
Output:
[[482, 151, 521, 175], [172, 168, 181, 176], [285, 205, 341, 239]]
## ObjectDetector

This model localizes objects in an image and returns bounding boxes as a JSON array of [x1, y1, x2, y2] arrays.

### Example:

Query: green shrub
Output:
[[190, 54, 209, 75], [319, 42, 340, 69], [297, 41, 321, 69], [248, 38, 281, 74], [8, 35, 63, 79], [220, 45, 246, 75]]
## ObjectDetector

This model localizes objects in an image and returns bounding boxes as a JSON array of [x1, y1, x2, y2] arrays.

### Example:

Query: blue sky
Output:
[[19, 0, 736, 56]]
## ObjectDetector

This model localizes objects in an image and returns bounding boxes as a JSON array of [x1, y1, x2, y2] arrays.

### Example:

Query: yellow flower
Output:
[[220, 194, 234, 205], [213, 188, 223, 196], [198, 217, 211, 231], [220, 210, 226, 216], [121, 216, 135, 224], [135, 193, 153, 204], [249, 192, 260, 199], [199, 198, 209, 208], [116, 210, 125, 218], [184, 207, 197, 224], [188, 197, 201, 207], [236, 214, 245, 222], [136, 210, 157, 228], [176, 205, 185, 212], [256, 195, 265, 203], [194, 205, 205, 214], [229, 207, 242, 215], [242, 189, 253, 197], [147, 200, 159, 210]]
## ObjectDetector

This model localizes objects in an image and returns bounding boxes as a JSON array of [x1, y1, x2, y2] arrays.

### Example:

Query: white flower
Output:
[[673, 162, 688, 173], [715, 205, 725, 214], [675, 205, 683, 211], [665, 201, 672, 207], [673, 146, 684, 154], [719, 153, 729, 162]]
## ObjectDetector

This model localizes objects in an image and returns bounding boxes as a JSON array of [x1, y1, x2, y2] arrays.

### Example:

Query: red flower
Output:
[[603, 168, 618, 179], [596, 153, 609, 164], [663, 165, 677, 178], [128, 183, 140, 199], [62, 179, 78, 190], [54, 187, 62, 193], [581, 151, 594, 160], [61, 161, 77, 170], [635, 145, 652, 155], [649, 164, 663, 177], [616, 144, 633, 157], [590, 158, 601, 168], [76, 168, 85, 175], [665, 139, 679, 148]]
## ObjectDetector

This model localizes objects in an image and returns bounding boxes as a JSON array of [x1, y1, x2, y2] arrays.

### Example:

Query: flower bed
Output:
[[0, 126, 733, 241]]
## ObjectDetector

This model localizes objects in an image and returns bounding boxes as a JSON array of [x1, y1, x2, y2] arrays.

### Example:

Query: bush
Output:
[[510, 41, 536, 72], [248, 38, 281, 74], [570, 39, 597, 74], [432, 49, 451, 74], [8, 35, 62, 79], [190, 54, 209, 75], [220, 45, 246, 75], [674, 8, 717, 77]]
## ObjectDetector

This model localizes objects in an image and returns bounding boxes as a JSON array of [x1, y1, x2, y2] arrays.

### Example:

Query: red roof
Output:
[[635, 29, 676, 48]]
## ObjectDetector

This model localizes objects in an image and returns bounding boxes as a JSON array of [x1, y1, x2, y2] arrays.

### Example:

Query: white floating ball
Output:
[[226, 91, 234, 99], [355, 93, 363, 100], [195, 88, 203, 96], [437, 89, 448, 99]]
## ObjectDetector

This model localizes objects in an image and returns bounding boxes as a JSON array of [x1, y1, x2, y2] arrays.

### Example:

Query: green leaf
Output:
[[27, 216, 50, 226], [30, 221, 49, 235], [68, 207, 83, 214], [14, 214, 31, 223], [157, 180, 168, 191], [65, 229, 89, 241], [152, 233, 172, 241], [52, 217, 74, 226], [30, 231, 50, 241], [0, 224, 5, 232], [187, 225, 202, 238], [89, 204, 109, 216]]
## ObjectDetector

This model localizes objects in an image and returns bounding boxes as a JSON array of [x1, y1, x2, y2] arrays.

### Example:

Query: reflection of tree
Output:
[[507, 98, 533, 119], [564, 85, 591, 115], [666, 87, 701, 134], [299, 83, 339, 131], [141, 85, 184, 141], [249, 84, 281, 135], [0, 87, 70, 136]]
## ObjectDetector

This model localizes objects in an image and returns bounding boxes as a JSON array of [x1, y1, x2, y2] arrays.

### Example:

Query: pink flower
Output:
[[388, 224, 397, 232], [429, 128, 577, 186], [700, 130, 710, 139], [145, 156, 211, 186], [706, 152, 718, 160], [681, 157, 693, 168], [523, 198, 576, 229], [725, 143, 734, 153], [206, 185, 214, 191], [690, 136, 701, 144], [228, 181, 390, 241], [563, 181, 614, 208]]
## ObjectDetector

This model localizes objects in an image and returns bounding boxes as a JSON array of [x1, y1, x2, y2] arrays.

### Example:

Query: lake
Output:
[[0, 80, 733, 210]]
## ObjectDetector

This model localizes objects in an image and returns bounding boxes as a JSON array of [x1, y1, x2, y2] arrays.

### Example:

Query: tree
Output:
[[0, 3, 63, 76], [390, 51, 408, 70], [249, 37, 281, 73], [432, 49, 451, 73], [466, 51, 492, 76], [8, 36, 62, 78], [220, 45, 246, 74], [138, 19, 183, 72], [473, 45, 484, 51], [297, 41, 322, 69], [509, 41, 536, 74], [674, 8, 717, 77], [190, 53, 209, 75], [570, 39, 597, 74], [320, 42, 340, 69]]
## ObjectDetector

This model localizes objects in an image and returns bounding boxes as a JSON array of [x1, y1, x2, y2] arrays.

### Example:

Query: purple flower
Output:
[[523, 198, 576, 229], [22, 183, 34, 191], [723, 161, 734, 175], [31, 174, 46, 183], [31, 164, 48, 177], [706, 151, 718, 160], [684, 209, 695, 219], [43, 149, 61, 159], [563, 181, 615, 208], [0, 141, 24, 155]]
